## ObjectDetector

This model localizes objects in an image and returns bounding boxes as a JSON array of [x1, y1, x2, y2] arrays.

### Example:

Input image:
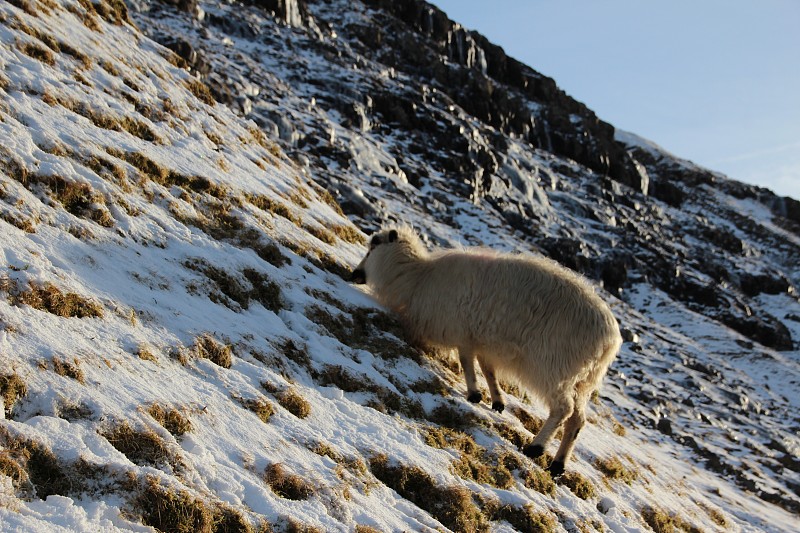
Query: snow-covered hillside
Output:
[[1, 0, 798, 532]]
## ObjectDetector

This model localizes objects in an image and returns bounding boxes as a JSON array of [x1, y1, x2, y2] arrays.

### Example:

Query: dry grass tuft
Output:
[[0, 430, 71, 499], [370, 454, 488, 532], [11, 282, 103, 318], [482, 498, 558, 533], [594, 455, 638, 484], [52, 357, 86, 384], [425, 426, 513, 489], [237, 396, 274, 423], [558, 470, 596, 500], [263, 463, 314, 500], [0, 373, 27, 418], [641, 506, 703, 533], [186, 79, 215, 106], [147, 404, 193, 438], [135, 478, 213, 531], [276, 389, 311, 419], [101, 421, 177, 469], [19, 41, 55, 66], [521, 466, 556, 497], [193, 333, 233, 369]]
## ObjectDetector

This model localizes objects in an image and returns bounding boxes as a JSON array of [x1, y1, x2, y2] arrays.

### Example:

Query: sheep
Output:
[[350, 226, 622, 475]]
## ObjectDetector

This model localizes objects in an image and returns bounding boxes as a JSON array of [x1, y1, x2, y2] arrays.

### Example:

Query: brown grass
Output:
[[558, 471, 596, 500], [641, 506, 703, 533], [101, 422, 177, 470], [594, 455, 638, 484], [0, 373, 27, 418], [264, 463, 314, 500], [147, 404, 193, 438], [52, 357, 86, 384], [132, 475, 253, 533], [277, 389, 311, 419], [193, 333, 233, 368], [370, 454, 488, 532], [482, 499, 558, 533], [237, 396, 274, 423], [19, 41, 55, 66], [186, 79, 215, 106], [0, 430, 71, 499], [12, 282, 103, 318], [425, 427, 513, 489]]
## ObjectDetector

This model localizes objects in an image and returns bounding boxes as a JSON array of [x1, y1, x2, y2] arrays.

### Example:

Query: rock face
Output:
[[130, 0, 799, 514]]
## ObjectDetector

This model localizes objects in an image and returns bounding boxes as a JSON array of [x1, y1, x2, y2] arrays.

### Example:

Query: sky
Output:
[[429, 0, 800, 201]]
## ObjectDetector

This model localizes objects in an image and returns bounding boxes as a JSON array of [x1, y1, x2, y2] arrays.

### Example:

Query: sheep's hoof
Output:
[[522, 444, 544, 458], [547, 460, 565, 478], [467, 391, 482, 404], [491, 401, 505, 413]]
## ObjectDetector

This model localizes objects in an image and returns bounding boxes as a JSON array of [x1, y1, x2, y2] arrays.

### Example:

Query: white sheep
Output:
[[351, 226, 622, 475]]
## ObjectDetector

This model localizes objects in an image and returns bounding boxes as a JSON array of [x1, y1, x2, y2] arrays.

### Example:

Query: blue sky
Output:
[[430, 0, 800, 201]]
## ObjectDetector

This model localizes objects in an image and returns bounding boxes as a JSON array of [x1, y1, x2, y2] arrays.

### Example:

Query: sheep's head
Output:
[[350, 229, 399, 285], [350, 226, 425, 286]]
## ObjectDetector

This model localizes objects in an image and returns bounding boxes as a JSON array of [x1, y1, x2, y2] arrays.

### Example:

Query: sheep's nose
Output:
[[350, 269, 366, 284]]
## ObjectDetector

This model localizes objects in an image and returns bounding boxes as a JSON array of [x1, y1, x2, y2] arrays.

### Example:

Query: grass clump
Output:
[[482, 499, 557, 533], [641, 506, 703, 533], [12, 282, 103, 318], [237, 396, 274, 423], [558, 471, 596, 500], [425, 427, 513, 489], [0, 373, 27, 418], [101, 422, 175, 469], [185, 260, 283, 313], [594, 455, 638, 484], [186, 79, 215, 106], [370, 454, 488, 532], [264, 463, 314, 500], [193, 333, 233, 369], [0, 430, 72, 499], [305, 305, 411, 361], [147, 404, 193, 438], [247, 193, 301, 225], [52, 357, 86, 384], [277, 389, 311, 419], [521, 467, 556, 497], [132, 475, 240, 533], [19, 41, 55, 66]]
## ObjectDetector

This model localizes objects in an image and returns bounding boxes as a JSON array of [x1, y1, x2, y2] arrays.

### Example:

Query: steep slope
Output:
[[1, 0, 798, 532]]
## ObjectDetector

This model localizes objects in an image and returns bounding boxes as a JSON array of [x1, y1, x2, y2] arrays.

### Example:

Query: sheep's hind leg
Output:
[[458, 347, 482, 404], [478, 356, 505, 412], [549, 403, 586, 477], [522, 395, 574, 463]]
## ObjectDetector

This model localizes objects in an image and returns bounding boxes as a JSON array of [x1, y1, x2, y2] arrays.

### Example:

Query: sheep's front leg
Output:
[[458, 347, 482, 404], [478, 356, 505, 412]]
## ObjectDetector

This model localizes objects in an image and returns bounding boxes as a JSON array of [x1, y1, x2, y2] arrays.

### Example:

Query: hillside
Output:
[[1, 0, 798, 532]]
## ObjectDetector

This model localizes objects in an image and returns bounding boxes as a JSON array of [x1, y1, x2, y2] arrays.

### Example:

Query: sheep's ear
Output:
[[388, 229, 398, 243]]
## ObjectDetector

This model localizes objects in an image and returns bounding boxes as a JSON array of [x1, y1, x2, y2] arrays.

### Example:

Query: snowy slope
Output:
[[1, 0, 798, 532]]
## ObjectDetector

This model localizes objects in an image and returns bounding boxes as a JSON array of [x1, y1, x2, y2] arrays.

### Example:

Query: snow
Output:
[[1, 0, 798, 531]]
